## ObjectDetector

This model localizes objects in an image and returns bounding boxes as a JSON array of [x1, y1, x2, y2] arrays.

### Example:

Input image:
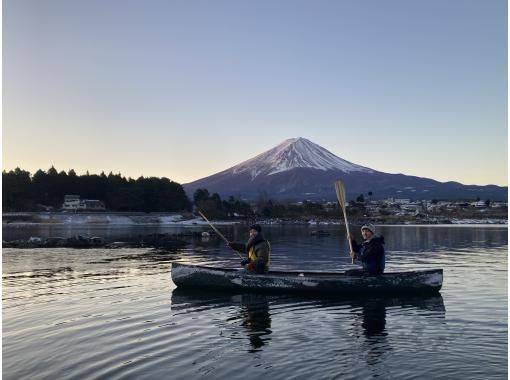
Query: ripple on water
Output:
[[2, 227, 508, 379]]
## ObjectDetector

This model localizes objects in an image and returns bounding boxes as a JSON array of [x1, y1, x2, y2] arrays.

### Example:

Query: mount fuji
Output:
[[183, 138, 507, 201]]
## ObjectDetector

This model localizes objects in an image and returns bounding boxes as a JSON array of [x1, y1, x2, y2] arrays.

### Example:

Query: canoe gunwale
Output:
[[171, 262, 443, 278], [171, 263, 443, 295]]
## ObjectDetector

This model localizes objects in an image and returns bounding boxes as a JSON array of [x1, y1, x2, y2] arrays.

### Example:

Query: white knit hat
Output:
[[361, 223, 375, 234]]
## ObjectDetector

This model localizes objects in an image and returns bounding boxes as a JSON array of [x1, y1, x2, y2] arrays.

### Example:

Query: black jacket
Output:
[[351, 236, 385, 275]]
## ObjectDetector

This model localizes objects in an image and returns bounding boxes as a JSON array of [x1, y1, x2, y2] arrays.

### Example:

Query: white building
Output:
[[80, 200, 106, 211], [62, 195, 105, 211], [62, 195, 81, 210], [471, 201, 487, 208]]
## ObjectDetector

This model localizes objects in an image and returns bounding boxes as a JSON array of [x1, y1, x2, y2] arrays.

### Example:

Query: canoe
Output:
[[171, 263, 443, 295]]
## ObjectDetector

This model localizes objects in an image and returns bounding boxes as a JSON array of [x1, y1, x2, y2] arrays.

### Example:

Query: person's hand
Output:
[[240, 258, 251, 266], [227, 241, 234, 248], [349, 251, 356, 260]]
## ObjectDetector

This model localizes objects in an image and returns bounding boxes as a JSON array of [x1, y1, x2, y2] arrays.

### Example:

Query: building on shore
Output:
[[62, 195, 105, 211]]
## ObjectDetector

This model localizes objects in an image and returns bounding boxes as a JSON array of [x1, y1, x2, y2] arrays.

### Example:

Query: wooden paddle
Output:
[[335, 181, 355, 264], [197, 210, 244, 259]]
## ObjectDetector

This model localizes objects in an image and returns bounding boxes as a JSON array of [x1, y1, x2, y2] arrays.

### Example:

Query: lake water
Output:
[[3, 224, 508, 379]]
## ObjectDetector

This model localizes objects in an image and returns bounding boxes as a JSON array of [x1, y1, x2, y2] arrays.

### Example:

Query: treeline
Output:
[[193, 189, 345, 219], [3, 166, 359, 218], [2, 166, 350, 217], [255, 199, 337, 218], [3, 167, 191, 212], [193, 189, 254, 219]]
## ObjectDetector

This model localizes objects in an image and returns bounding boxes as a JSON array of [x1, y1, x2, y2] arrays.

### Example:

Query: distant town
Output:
[[3, 192, 508, 226], [3, 167, 507, 225], [57, 194, 508, 218]]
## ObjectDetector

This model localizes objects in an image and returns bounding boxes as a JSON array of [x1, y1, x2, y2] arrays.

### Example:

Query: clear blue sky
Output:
[[3, 0, 508, 186]]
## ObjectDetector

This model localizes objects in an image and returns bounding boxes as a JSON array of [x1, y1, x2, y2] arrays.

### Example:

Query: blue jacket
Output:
[[351, 236, 385, 275]]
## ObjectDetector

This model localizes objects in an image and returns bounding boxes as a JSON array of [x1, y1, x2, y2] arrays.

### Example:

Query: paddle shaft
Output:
[[335, 181, 355, 264], [197, 211, 243, 259], [341, 205, 354, 263]]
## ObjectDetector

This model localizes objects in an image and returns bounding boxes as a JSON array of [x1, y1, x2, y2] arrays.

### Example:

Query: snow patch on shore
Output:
[[3, 213, 240, 226]]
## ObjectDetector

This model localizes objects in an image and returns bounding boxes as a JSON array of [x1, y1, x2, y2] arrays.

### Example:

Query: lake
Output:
[[2, 224, 508, 379]]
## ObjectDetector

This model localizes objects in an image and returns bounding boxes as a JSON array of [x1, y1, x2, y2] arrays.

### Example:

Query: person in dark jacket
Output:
[[348, 223, 385, 275], [227, 224, 270, 274]]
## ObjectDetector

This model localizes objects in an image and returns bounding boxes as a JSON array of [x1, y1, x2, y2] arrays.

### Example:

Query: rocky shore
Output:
[[2, 232, 206, 249]]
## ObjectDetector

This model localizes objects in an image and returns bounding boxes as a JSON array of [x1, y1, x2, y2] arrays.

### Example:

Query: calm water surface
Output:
[[3, 225, 507, 379]]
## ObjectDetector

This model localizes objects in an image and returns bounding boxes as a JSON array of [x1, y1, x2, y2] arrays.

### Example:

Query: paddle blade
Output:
[[335, 180, 347, 208]]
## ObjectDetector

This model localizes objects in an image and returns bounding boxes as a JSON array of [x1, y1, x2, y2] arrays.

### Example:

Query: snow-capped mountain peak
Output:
[[230, 137, 373, 179], [184, 137, 507, 201]]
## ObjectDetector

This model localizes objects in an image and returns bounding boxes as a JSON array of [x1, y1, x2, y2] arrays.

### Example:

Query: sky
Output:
[[3, 0, 508, 186]]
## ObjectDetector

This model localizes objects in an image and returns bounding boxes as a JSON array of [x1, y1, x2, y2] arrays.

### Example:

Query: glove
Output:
[[240, 258, 251, 266]]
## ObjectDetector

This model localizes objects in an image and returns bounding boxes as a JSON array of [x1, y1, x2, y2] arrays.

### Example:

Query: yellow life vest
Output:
[[248, 240, 271, 268], [248, 246, 257, 262]]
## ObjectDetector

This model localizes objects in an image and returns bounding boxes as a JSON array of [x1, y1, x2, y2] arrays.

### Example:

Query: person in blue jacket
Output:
[[348, 223, 385, 275]]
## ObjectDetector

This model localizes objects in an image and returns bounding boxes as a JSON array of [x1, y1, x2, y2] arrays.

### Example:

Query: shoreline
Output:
[[2, 211, 508, 227]]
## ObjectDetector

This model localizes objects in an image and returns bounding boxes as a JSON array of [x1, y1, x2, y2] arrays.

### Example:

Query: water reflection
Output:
[[5, 224, 507, 250], [234, 294, 272, 351], [360, 299, 387, 337], [378, 225, 508, 252], [171, 290, 273, 352], [357, 299, 390, 371], [3, 225, 504, 380], [171, 288, 445, 360], [353, 295, 445, 373]]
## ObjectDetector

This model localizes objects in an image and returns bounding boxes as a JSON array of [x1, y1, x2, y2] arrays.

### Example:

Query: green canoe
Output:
[[171, 263, 443, 295]]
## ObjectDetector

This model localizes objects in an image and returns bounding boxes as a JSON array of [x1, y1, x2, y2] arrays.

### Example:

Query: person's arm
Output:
[[350, 238, 362, 254], [227, 241, 250, 267]]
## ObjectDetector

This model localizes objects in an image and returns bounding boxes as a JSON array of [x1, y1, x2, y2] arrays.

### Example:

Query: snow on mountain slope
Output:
[[229, 137, 373, 180], [183, 137, 508, 201]]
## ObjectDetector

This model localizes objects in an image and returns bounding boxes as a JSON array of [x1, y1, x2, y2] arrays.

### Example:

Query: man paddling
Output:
[[227, 224, 270, 274], [347, 223, 385, 275]]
